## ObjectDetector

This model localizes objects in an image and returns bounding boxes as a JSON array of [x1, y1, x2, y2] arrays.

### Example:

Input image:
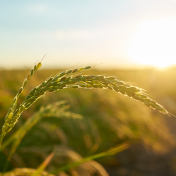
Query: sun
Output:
[[128, 17, 176, 68]]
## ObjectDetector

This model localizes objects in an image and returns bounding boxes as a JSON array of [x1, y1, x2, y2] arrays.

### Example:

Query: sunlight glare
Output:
[[128, 17, 176, 68]]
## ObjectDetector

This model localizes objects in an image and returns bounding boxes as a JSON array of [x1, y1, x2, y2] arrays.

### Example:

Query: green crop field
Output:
[[0, 65, 176, 176]]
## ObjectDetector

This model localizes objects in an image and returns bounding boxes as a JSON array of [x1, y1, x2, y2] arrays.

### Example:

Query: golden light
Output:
[[128, 17, 176, 68]]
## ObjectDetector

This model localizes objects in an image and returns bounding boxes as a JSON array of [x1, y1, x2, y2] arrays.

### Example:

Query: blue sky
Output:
[[1, 0, 176, 69]]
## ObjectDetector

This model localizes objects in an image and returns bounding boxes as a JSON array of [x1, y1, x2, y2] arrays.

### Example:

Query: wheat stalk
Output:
[[0, 62, 171, 146]]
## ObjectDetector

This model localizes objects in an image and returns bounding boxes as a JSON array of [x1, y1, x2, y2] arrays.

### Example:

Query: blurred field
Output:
[[1, 67, 176, 176]]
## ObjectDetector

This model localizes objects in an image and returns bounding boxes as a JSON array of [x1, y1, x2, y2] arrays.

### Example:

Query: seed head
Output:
[[18, 87, 23, 94], [70, 85, 79, 88], [60, 71, 66, 77], [115, 80, 124, 85], [28, 87, 37, 97], [22, 78, 28, 88], [96, 75, 105, 81], [106, 76, 116, 80], [46, 77, 54, 83], [60, 77, 67, 81], [36, 62, 42, 70], [84, 66, 91, 69], [78, 68, 84, 72], [30, 69, 34, 76], [34, 65, 37, 71], [27, 73, 31, 80], [128, 86, 141, 92], [66, 70, 73, 74], [72, 69, 78, 73]]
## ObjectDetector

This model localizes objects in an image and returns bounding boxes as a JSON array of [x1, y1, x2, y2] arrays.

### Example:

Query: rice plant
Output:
[[1, 101, 83, 172], [0, 60, 174, 175]]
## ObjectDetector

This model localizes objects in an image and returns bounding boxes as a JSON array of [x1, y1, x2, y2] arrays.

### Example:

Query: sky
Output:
[[1, 0, 176, 69]]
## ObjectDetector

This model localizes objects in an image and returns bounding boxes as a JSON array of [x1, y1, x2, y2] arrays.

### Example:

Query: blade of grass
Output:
[[31, 150, 56, 176], [51, 143, 129, 174]]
